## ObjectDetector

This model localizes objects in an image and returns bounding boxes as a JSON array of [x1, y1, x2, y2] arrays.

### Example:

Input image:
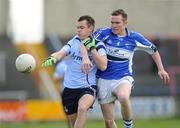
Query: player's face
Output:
[[111, 15, 127, 35], [76, 20, 93, 40]]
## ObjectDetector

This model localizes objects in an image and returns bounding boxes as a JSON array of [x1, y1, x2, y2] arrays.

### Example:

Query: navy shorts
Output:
[[62, 85, 97, 115]]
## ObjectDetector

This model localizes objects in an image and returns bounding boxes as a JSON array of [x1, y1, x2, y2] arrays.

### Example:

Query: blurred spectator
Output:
[[53, 59, 67, 92]]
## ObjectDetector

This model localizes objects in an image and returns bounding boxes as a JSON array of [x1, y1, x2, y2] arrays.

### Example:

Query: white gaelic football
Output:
[[15, 53, 36, 73]]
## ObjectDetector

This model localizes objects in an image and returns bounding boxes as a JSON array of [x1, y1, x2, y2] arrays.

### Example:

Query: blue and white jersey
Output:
[[94, 27, 157, 80], [61, 35, 106, 89]]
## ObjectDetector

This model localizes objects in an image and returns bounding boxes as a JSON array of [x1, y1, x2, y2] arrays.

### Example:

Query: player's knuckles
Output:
[[47, 61, 49, 64]]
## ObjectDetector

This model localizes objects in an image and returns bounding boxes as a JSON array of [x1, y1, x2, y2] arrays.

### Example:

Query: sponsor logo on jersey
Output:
[[71, 52, 93, 62], [106, 46, 132, 58], [72, 52, 82, 61]]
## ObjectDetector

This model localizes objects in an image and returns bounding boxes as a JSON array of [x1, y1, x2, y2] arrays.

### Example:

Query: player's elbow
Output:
[[99, 62, 107, 71], [97, 56, 107, 71], [100, 65, 107, 71]]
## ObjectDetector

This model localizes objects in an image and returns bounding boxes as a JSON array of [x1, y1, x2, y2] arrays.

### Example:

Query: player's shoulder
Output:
[[96, 27, 111, 31], [128, 29, 144, 39], [128, 29, 150, 44], [95, 27, 111, 34], [67, 35, 81, 45], [71, 35, 81, 42], [94, 27, 112, 41]]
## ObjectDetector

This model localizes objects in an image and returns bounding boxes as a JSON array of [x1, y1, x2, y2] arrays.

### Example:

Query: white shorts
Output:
[[97, 76, 134, 104]]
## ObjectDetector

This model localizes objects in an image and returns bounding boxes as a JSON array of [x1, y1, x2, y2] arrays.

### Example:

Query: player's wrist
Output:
[[89, 46, 95, 51], [49, 56, 57, 63], [42, 56, 57, 67]]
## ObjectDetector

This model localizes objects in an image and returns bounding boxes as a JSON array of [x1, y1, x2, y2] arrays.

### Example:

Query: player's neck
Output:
[[118, 30, 126, 36]]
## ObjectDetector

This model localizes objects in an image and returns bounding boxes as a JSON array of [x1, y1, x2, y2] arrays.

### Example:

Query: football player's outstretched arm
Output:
[[42, 49, 66, 67], [151, 51, 170, 85], [51, 49, 66, 61]]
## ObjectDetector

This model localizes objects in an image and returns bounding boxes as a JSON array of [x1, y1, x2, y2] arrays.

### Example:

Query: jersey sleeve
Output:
[[93, 28, 107, 42], [96, 41, 106, 56], [61, 39, 73, 55], [134, 33, 157, 54]]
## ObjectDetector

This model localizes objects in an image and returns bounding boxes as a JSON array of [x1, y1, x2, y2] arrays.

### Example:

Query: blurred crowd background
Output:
[[0, 0, 180, 122]]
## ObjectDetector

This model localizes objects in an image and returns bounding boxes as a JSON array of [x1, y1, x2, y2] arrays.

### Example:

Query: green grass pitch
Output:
[[1, 117, 180, 128]]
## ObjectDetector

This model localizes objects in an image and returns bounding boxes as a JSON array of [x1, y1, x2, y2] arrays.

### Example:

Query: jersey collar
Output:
[[111, 27, 130, 37], [75, 35, 81, 42]]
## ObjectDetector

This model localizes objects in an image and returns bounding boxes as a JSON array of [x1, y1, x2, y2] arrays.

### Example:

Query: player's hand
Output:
[[82, 36, 95, 51], [42, 56, 56, 67], [81, 57, 92, 74], [158, 70, 170, 85]]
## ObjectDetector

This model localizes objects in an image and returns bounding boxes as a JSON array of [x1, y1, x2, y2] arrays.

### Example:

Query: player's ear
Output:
[[124, 19, 128, 24], [89, 25, 94, 33], [124, 20, 128, 27]]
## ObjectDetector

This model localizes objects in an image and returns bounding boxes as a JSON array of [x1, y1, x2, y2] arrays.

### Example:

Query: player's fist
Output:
[[82, 36, 95, 51], [42, 56, 56, 67]]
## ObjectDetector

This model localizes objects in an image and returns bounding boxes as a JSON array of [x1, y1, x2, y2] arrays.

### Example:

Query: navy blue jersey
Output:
[[94, 27, 157, 80]]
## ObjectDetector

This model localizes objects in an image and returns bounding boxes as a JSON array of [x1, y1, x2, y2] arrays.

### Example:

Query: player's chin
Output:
[[77, 33, 83, 39]]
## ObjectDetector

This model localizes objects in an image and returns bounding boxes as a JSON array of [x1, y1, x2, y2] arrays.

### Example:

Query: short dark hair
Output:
[[78, 15, 95, 28], [111, 9, 128, 21]]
